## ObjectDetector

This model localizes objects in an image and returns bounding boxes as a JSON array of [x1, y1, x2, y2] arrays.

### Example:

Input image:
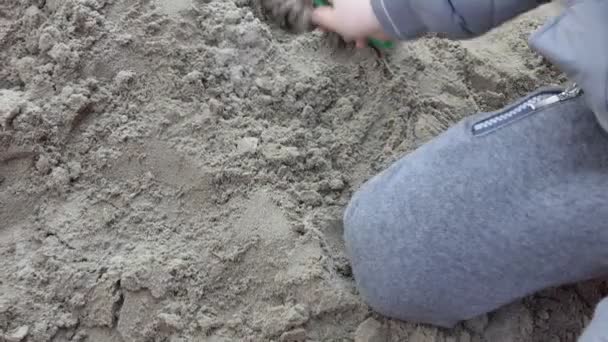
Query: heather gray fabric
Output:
[[343, 88, 608, 328], [528, 0, 608, 133], [371, 0, 608, 133], [370, 0, 548, 40]]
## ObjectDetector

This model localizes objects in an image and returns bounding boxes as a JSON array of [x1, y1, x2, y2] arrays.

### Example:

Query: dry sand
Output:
[[1, 0, 606, 341]]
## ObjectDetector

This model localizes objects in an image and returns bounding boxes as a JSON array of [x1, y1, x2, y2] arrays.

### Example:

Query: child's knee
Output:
[[342, 175, 395, 257], [342, 184, 376, 257], [342, 183, 393, 304]]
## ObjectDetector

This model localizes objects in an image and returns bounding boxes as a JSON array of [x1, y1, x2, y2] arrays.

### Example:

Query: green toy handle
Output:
[[312, 0, 394, 50]]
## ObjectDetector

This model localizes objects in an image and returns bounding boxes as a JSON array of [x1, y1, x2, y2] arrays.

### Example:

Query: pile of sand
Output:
[[1, 0, 605, 341]]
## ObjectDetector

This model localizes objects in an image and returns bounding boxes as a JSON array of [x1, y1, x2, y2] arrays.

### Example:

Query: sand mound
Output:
[[1, 0, 605, 341]]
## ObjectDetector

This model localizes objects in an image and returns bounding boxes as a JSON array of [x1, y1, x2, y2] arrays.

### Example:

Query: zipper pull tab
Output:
[[529, 84, 582, 110], [558, 83, 582, 101]]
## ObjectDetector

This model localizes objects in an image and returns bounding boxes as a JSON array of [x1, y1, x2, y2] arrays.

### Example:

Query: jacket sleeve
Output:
[[371, 0, 550, 40], [528, 0, 608, 133]]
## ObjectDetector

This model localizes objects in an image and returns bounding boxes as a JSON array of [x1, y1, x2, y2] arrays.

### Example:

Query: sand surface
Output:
[[1, 0, 606, 341]]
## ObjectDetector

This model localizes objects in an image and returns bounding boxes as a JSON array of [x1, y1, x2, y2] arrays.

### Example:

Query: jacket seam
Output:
[[379, 0, 404, 39], [446, 0, 474, 36]]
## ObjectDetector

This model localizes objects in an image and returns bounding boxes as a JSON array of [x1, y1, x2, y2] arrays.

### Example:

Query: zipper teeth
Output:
[[472, 93, 555, 133]]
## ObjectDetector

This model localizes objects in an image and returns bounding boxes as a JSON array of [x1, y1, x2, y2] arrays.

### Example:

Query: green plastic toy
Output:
[[312, 0, 394, 50]]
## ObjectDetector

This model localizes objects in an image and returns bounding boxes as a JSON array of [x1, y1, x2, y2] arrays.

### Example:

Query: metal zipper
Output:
[[472, 84, 583, 135]]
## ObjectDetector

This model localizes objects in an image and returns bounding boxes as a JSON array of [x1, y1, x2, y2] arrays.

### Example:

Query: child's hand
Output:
[[311, 0, 391, 48]]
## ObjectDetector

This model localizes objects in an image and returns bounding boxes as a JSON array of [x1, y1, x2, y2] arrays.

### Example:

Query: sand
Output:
[[1, 0, 606, 341]]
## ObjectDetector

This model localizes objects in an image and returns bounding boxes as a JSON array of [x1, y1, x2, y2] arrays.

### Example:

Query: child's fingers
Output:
[[314, 24, 329, 33], [311, 7, 338, 33], [312, 7, 364, 45]]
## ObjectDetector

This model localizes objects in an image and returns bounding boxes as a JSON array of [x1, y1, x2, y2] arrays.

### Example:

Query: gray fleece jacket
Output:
[[371, 0, 608, 132]]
